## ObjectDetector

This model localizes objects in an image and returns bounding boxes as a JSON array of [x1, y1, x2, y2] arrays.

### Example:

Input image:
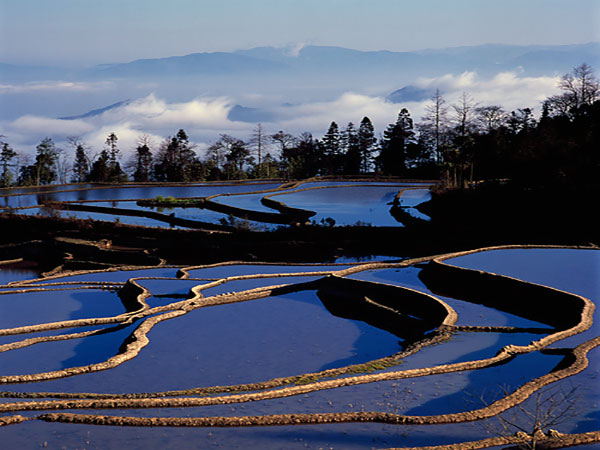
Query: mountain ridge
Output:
[[2, 42, 598, 82]]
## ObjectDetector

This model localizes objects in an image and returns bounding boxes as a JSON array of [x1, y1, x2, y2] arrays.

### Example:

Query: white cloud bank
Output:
[[1, 71, 562, 158], [0, 81, 114, 94]]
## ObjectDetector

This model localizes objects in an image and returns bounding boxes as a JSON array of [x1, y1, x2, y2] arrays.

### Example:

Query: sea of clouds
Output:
[[0, 71, 560, 161]]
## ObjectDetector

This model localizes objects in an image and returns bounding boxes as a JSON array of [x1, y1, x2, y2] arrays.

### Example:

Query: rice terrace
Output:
[[1, 2, 599, 448], [0, 176, 598, 449]]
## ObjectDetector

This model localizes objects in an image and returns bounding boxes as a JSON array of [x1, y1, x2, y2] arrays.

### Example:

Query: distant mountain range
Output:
[[2, 43, 599, 82]]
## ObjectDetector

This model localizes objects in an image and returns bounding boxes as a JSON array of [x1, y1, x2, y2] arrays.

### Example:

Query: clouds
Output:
[[0, 81, 113, 94], [415, 71, 560, 112], [9, 115, 95, 137], [0, 70, 563, 159]]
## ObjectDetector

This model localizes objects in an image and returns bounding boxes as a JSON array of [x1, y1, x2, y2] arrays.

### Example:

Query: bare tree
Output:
[[479, 384, 579, 450], [558, 63, 599, 108], [419, 89, 450, 163], [547, 63, 599, 115], [249, 123, 269, 167], [452, 91, 480, 138], [476, 105, 507, 133]]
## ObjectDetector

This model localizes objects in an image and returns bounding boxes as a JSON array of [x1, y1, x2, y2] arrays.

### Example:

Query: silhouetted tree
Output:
[[322, 121, 342, 174], [87, 150, 110, 182], [357, 116, 376, 173], [377, 108, 415, 175], [341, 122, 361, 175], [208, 134, 249, 180], [419, 89, 449, 164], [69, 138, 90, 183], [102, 132, 127, 182], [133, 143, 153, 182], [154, 129, 196, 182], [280, 132, 321, 179], [21, 137, 58, 186], [0, 141, 17, 187], [476, 105, 506, 133]]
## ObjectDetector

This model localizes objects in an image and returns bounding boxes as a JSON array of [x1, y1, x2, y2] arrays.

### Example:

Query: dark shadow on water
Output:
[[404, 339, 564, 416], [59, 322, 138, 369], [58, 291, 135, 369]]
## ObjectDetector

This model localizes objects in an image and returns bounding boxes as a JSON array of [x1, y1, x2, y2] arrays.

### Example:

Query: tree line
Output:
[[1, 63, 598, 191]]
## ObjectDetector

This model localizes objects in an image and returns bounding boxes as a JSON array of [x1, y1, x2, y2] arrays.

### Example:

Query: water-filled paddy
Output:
[[1, 180, 434, 228], [268, 185, 406, 226], [0, 247, 597, 449]]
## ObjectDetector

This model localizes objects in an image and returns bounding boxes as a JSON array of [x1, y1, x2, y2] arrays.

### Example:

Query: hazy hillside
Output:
[[2, 43, 598, 82]]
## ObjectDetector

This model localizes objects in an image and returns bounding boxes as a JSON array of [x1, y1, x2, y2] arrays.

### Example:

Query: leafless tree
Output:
[[479, 384, 579, 450], [476, 105, 507, 133], [249, 123, 269, 167], [420, 89, 450, 163], [547, 63, 599, 115]]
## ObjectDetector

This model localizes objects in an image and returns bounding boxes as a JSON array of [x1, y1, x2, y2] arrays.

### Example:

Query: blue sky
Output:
[[1, 0, 599, 65]]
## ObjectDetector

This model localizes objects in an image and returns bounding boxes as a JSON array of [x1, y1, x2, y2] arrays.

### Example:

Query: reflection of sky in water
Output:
[[0, 289, 125, 330], [0, 248, 596, 448], [211, 192, 282, 212], [440, 248, 600, 435], [0, 182, 283, 208], [271, 186, 404, 226], [0, 289, 401, 394], [8, 203, 278, 230], [1, 182, 433, 228]]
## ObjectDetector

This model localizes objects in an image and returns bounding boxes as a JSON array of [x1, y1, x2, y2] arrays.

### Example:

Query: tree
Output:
[[0, 141, 17, 187], [132, 139, 153, 182], [377, 108, 415, 175], [154, 129, 196, 182], [69, 138, 90, 183], [546, 63, 600, 116], [322, 121, 342, 174], [250, 123, 268, 169], [224, 137, 250, 177], [87, 150, 111, 182], [447, 92, 480, 187], [279, 132, 321, 179], [103, 132, 127, 182], [419, 89, 450, 164], [507, 108, 537, 136], [357, 116, 376, 173], [480, 385, 579, 450], [30, 137, 58, 185], [476, 105, 507, 133], [208, 134, 249, 180], [341, 122, 361, 175]]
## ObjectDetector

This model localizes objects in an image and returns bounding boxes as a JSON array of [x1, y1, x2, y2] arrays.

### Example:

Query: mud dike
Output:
[[0, 245, 598, 450]]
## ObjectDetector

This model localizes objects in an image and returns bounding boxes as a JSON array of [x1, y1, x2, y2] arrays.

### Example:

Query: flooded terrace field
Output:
[[0, 246, 597, 449], [0, 179, 433, 229]]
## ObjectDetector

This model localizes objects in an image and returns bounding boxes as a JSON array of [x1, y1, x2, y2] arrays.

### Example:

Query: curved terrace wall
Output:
[[0, 245, 597, 450]]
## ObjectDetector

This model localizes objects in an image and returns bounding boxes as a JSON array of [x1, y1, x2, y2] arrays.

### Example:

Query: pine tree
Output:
[[32, 137, 58, 185], [357, 117, 376, 173], [0, 142, 17, 187], [322, 121, 342, 174], [72, 143, 90, 183], [88, 150, 110, 182], [377, 109, 415, 175], [133, 143, 153, 182], [104, 132, 127, 182], [341, 122, 361, 175], [154, 129, 196, 182]]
